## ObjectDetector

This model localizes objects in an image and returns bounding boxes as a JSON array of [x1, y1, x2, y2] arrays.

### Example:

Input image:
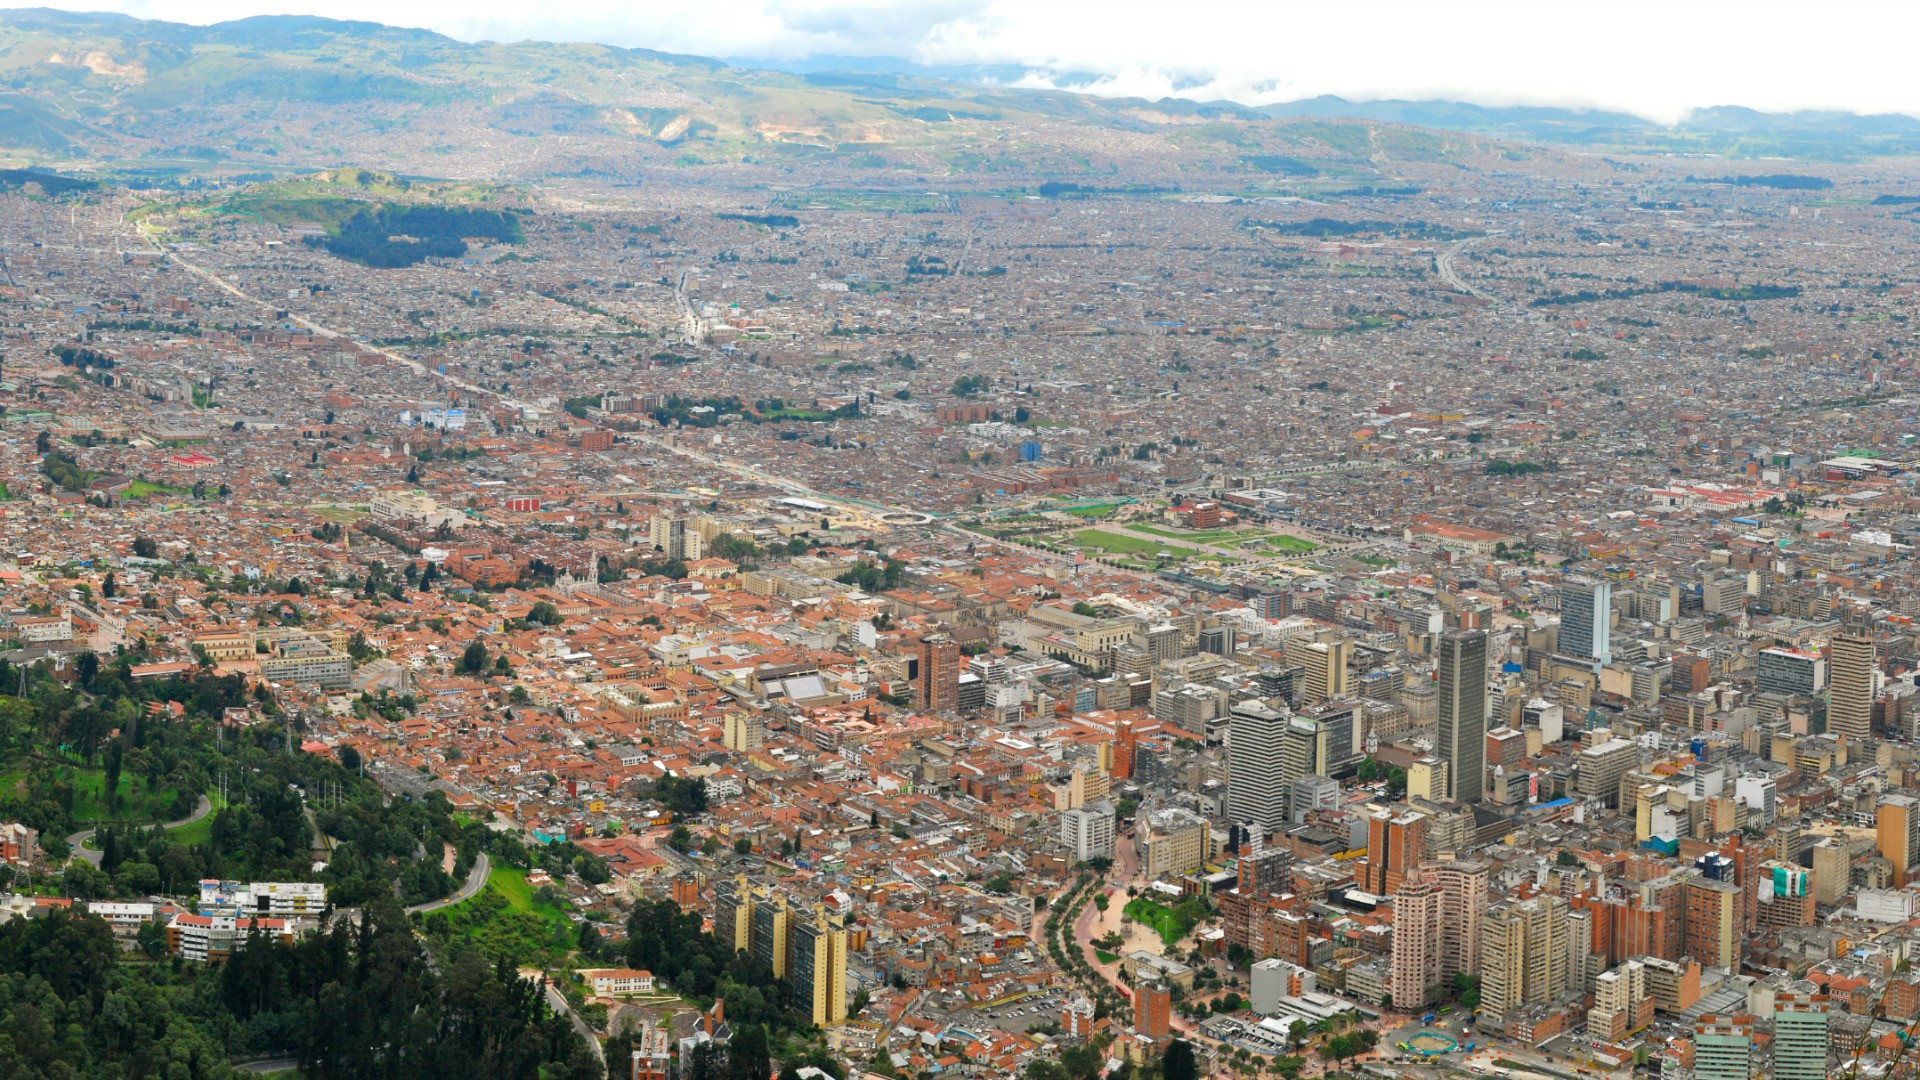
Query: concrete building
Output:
[[789, 905, 849, 1028], [1437, 630, 1488, 803], [1389, 867, 1444, 1009], [1062, 799, 1117, 862], [1299, 638, 1350, 705], [1878, 793, 1920, 886], [1692, 1016, 1753, 1080], [1141, 807, 1212, 879], [1560, 580, 1612, 664], [1828, 631, 1874, 743], [1226, 700, 1291, 834], [1772, 993, 1829, 1080], [1480, 894, 1573, 1030]]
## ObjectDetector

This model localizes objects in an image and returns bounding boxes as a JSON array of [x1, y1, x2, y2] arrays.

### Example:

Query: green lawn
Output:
[[1266, 534, 1321, 553], [1125, 524, 1246, 544], [166, 790, 228, 845], [1094, 949, 1119, 965], [1072, 529, 1178, 558], [1124, 897, 1198, 946], [487, 866, 567, 920], [1060, 503, 1124, 519], [122, 480, 185, 501]]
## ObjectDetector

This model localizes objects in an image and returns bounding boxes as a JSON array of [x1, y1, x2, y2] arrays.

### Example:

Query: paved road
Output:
[[66, 794, 212, 867], [405, 852, 490, 914], [545, 981, 606, 1067], [232, 1057, 299, 1075]]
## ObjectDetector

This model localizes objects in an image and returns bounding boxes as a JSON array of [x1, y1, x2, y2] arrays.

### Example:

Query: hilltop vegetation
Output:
[[0, 9, 1527, 178]]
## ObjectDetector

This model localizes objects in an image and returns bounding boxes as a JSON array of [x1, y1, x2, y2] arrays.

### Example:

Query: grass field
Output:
[[1060, 503, 1123, 519], [122, 480, 185, 501], [1071, 529, 1180, 558], [1124, 897, 1197, 946], [1125, 524, 1246, 544], [1095, 949, 1119, 965], [487, 865, 567, 920], [1265, 534, 1321, 553]]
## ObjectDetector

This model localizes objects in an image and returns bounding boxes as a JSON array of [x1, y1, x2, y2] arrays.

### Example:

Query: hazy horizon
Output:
[[8, 0, 1920, 126]]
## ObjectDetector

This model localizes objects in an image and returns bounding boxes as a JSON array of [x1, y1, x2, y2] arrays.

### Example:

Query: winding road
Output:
[[405, 851, 490, 915], [66, 794, 213, 867]]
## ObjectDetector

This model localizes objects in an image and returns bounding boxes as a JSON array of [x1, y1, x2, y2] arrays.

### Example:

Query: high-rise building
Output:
[[1829, 631, 1875, 743], [1390, 867, 1444, 1010], [1437, 630, 1488, 803], [1300, 638, 1350, 704], [1278, 716, 1323, 808], [713, 874, 758, 953], [1062, 800, 1117, 862], [648, 514, 704, 561], [1560, 580, 1612, 663], [714, 881, 847, 1028], [1135, 981, 1172, 1039], [1772, 993, 1830, 1080], [1878, 794, 1920, 886], [1302, 699, 1361, 776], [1683, 877, 1740, 969], [789, 905, 848, 1028], [1480, 894, 1573, 1029], [1812, 836, 1853, 905], [1587, 960, 1652, 1042], [751, 893, 792, 979], [1692, 1016, 1754, 1080], [1433, 860, 1489, 982], [1363, 805, 1428, 896], [917, 633, 961, 713], [1226, 701, 1291, 834]]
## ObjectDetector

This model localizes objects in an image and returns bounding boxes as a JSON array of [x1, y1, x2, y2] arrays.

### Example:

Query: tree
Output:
[[459, 640, 489, 674], [734, 837, 752, 856], [668, 825, 692, 852], [131, 536, 158, 559], [1288, 1020, 1308, 1050], [1162, 1039, 1198, 1080]]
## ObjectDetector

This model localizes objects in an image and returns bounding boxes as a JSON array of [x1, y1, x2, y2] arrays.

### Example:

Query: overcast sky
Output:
[[10, 0, 1920, 124]]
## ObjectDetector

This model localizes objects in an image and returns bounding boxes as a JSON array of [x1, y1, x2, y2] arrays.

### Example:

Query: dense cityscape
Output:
[[4, 6, 1920, 1080]]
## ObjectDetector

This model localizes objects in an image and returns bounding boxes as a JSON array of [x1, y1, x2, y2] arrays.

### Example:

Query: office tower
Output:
[[789, 906, 848, 1027], [1300, 638, 1350, 704], [1879, 794, 1920, 886], [1771, 993, 1830, 1080], [1683, 877, 1740, 969], [1433, 861, 1489, 981], [1390, 867, 1443, 1010], [917, 633, 961, 713], [1436, 630, 1489, 803], [1692, 1017, 1754, 1080], [1199, 625, 1235, 657], [751, 892, 791, 979], [1757, 647, 1826, 697], [1363, 805, 1428, 896], [1560, 579, 1612, 663], [1303, 699, 1360, 776], [1062, 800, 1116, 862], [1829, 631, 1875, 742], [1812, 836, 1852, 905], [1135, 981, 1172, 1039], [1226, 701, 1291, 834], [1278, 716, 1322, 806], [1480, 894, 1573, 1028], [648, 513, 703, 561]]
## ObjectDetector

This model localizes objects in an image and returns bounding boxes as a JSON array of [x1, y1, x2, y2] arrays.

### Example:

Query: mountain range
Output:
[[0, 8, 1911, 182]]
